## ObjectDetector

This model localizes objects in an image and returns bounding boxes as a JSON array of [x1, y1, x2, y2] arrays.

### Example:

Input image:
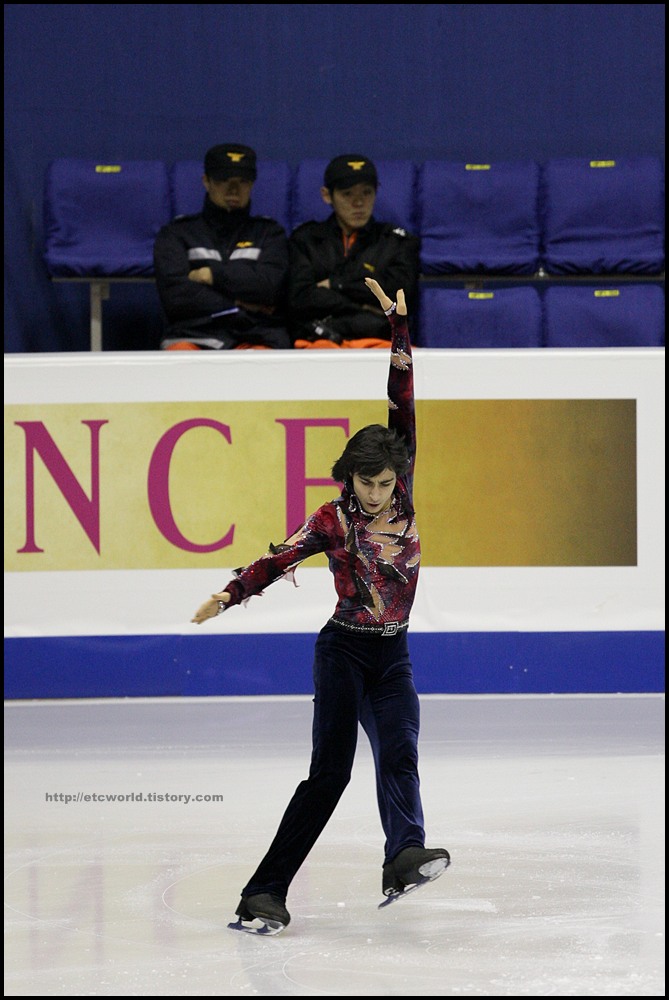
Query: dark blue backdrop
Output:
[[4, 3, 666, 353]]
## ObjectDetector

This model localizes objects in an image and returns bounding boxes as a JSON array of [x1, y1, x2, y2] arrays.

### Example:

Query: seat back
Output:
[[291, 158, 417, 231], [541, 157, 665, 274], [417, 160, 541, 275], [544, 285, 665, 347], [419, 285, 543, 348], [170, 159, 292, 232], [44, 159, 171, 276]]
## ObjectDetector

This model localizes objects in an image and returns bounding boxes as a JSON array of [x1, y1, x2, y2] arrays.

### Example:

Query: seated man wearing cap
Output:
[[154, 143, 291, 350], [288, 154, 420, 348]]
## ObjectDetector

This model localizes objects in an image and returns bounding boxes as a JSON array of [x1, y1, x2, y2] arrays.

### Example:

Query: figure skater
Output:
[[192, 277, 450, 934]]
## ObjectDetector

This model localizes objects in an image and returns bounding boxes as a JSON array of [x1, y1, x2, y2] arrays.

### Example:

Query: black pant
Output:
[[241, 622, 426, 902]]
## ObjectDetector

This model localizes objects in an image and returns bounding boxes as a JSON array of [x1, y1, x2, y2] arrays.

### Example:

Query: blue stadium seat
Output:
[[418, 285, 543, 348], [544, 285, 665, 347], [170, 159, 292, 232], [417, 160, 541, 275], [541, 157, 665, 274], [291, 158, 328, 228], [44, 159, 171, 276], [291, 158, 417, 232]]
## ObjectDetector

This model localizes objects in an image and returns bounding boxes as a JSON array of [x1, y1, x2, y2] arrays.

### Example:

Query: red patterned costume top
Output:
[[221, 309, 419, 629]]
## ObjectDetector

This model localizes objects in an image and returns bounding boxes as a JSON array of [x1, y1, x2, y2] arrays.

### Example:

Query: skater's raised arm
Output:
[[364, 277, 416, 489]]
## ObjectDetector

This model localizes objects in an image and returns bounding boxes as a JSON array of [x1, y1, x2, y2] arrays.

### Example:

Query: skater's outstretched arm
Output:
[[191, 510, 336, 624]]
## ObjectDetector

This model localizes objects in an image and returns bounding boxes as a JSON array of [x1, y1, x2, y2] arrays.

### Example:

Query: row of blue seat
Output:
[[43, 156, 665, 280], [418, 283, 664, 348]]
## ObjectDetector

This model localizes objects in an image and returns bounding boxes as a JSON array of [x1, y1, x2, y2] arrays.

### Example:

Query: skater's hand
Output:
[[365, 278, 407, 316], [191, 591, 230, 624]]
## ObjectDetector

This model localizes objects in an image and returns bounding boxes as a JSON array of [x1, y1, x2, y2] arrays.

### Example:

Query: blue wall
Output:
[[4, 632, 664, 699], [4, 3, 665, 353]]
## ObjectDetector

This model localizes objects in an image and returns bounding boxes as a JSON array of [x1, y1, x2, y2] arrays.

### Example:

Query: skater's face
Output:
[[352, 468, 397, 515]]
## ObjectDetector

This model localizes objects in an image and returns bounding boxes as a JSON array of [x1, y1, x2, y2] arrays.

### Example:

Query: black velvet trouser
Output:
[[241, 622, 426, 903]]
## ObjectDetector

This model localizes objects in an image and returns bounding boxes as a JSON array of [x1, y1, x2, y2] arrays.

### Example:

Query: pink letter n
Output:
[[15, 420, 108, 554]]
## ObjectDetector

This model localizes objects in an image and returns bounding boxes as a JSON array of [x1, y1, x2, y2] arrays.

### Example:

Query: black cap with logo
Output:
[[324, 154, 378, 191], [204, 144, 257, 181]]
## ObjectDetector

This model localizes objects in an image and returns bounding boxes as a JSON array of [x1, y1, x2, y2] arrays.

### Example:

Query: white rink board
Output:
[[4, 348, 665, 639]]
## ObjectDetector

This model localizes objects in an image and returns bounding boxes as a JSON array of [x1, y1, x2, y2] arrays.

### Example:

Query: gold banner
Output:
[[4, 399, 636, 570]]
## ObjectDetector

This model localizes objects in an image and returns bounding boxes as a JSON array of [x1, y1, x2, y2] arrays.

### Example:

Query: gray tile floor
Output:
[[4, 694, 665, 997]]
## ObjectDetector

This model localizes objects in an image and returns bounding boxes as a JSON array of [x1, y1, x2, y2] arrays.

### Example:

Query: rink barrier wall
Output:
[[4, 348, 664, 698], [2, 631, 664, 699]]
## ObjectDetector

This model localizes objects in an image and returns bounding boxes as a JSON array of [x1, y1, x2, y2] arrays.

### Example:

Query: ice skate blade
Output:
[[378, 877, 430, 908], [227, 916, 287, 936]]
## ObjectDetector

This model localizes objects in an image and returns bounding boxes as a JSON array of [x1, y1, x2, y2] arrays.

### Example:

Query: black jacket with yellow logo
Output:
[[153, 196, 290, 348], [288, 213, 420, 344]]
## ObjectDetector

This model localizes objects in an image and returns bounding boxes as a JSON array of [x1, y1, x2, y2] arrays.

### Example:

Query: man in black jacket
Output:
[[288, 155, 420, 347], [154, 144, 291, 349]]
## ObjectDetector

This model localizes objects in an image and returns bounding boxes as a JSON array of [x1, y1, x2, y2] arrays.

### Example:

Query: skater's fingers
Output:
[[364, 277, 393, 312], [191, 596, 221, 624]]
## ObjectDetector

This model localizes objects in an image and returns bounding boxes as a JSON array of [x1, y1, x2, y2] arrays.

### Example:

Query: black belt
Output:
[[328, 618, 409, 637]]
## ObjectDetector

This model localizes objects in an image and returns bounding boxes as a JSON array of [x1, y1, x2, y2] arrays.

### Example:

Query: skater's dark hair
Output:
[[332, 424, 410, 482]]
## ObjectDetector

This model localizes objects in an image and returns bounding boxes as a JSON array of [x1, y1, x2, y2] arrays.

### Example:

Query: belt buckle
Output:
[[382, 621, 399, 636]]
